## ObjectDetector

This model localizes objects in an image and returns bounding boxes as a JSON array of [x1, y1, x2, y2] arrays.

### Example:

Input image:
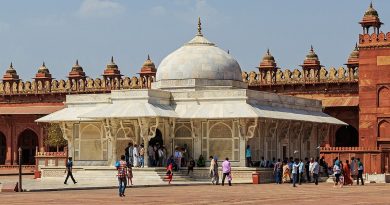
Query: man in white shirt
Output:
[[310, 158, 320, 185], [174, 147, 182, 170]]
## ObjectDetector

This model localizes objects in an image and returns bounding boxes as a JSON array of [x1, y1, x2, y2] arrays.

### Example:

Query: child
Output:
[[166, 162, 173, 184], [187, 157, 195, 175], [127, 165, 133, 186]]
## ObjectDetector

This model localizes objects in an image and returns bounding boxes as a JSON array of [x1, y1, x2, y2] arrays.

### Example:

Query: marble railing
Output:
[[242, 66, 358, 85], [0, 75, 155, 95]]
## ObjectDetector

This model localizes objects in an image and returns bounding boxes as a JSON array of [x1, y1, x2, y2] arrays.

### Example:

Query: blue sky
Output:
[[0, 0, 388, 80]]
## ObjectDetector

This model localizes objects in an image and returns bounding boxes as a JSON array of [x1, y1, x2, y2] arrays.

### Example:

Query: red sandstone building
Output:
[[0, 4, 389, 174]]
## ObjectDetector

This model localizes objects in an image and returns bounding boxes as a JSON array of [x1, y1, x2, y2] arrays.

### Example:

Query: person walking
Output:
[[221, 157, 232, 186], [174, 147, 182, 170], [187, 157, 195, 175], [245, 145, 253, 167], [64, 157, 77, 185], [166, 162, 173, 184], [350, 157, 358, 180], [333, 161, 342, 187], [292, 159, 299, 187], [298, 159, 305, 185], [139, 144, 145, 168], [311, 158, 320, 185], [116, 155, 128, 197], [274, 159, 282, 184], [343, 159, 353, 185], [357, 158, 364, 185], [305, 157, 311, 183]]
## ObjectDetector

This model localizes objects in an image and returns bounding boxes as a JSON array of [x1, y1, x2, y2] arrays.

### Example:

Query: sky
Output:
[[0, 0, 389, 80]]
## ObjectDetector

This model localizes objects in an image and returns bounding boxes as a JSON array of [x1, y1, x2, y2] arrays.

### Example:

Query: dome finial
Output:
[[42, 61, 45, 67], [147, 54, 150, 60], [197, 17, 202, 36], [76, 59, 79, 66], [227, 49, 230, 54], [355, 43, 358, 51], [310, 45, 314, 52], [267, 48, 270, 55], [111, 56, 114, 64], [10, 62, 13, 69], [370, 1, 373, 8]]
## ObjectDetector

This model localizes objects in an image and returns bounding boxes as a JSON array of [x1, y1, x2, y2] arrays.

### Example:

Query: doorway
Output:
[[149, 129, 163, 147], [0, 132, 6, 165], [335, 125, 358, 147], [18, 129, 38, 165]]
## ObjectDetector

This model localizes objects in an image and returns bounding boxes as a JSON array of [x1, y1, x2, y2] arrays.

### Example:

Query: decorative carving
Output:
[[292, 69, 301, 80], [249, 71, 257, 84], [275, 69, 284, 82], [284, 69, 292, 81], [337, 67, 346, 80], [190, 120, 201, 141], [319, 67, 328, 80], [329, 67, 337, 80], [238, 118, 258, 140]]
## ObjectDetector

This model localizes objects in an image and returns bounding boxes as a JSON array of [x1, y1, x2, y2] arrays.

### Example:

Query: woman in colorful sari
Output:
[[343, 159, 353, 185], [282, 162, 291, 183]]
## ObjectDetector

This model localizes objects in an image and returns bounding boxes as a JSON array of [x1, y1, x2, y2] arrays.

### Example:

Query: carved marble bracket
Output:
[[168, 118, 176, 139], [190, 120, 201, 142], [238, 118, 258, 140], [59, 122, 73, 142], [137, 117, 160, 140]]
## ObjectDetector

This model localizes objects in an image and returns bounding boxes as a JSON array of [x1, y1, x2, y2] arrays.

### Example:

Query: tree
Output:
[[44, 123, 67, 152]]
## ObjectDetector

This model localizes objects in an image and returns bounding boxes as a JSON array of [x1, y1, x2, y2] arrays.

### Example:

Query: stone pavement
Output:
[[1, 183, 390, 205], [0, 173, 210, 192]]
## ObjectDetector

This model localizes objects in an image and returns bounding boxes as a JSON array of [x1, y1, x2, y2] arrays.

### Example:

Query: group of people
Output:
[[332, 157, 364, 187], [147, 143, 168, 167], [124, 143, 145, 168], [209, 156, 233, 186], [272, 157, 320, 187]]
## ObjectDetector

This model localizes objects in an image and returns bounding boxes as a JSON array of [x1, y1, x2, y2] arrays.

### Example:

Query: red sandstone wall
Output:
[[359, 45, 390, 148]]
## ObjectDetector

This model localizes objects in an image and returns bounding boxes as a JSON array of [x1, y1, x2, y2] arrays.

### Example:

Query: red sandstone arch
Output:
[[17, 129, 38, 165], [378, 120, 390, 139], [0, 132, 6, 165], [378, 86, 390, 107], [335, 125, 359, 147]]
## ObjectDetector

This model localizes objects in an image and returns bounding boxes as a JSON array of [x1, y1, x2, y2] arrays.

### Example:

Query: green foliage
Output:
[[44, 124, 67, 147]]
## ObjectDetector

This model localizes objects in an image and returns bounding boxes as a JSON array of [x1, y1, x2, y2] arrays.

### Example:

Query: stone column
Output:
[[138, 117, 159, 168], [238, 118, 258, 167]]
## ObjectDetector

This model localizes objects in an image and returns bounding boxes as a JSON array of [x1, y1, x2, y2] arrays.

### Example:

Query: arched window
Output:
[[378, 86, 390, 107], [209, 122, 233, 160], [78, 123, 106, 161], [378, 120, 390, 139], [18, 129, 38, 165], [174, 125, 193, 159]]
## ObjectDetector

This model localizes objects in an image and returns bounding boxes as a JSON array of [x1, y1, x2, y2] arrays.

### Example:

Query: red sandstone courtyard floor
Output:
[[1, 183, 390, 205]]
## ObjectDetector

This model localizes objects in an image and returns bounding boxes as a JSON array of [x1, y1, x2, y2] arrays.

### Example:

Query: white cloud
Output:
[[78, 0, 125, 18]]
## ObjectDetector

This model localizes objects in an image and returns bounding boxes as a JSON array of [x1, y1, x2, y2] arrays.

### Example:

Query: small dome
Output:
[[156, 18, 242, 82], [349, 44, 359, 59], [38, 62, 50, 74], [364, 2, 379, 17], [143, 55, 156, 68], [305, 46, 319, 60], [6, 62, 17, 75], [106, 56, 118, 70], [71, 60, 84, 72], [262, 49, 275, 61]]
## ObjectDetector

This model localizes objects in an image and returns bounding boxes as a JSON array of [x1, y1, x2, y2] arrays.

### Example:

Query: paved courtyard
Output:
[[1, 183, 390, 205]]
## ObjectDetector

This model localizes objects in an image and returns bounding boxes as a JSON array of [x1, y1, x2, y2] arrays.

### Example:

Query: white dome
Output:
[[156, 35, 242, 82]]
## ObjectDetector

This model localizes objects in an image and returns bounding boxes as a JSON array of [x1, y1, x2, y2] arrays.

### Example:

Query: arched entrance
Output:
[[335, 125, 358, 147], [0, 132, 6, 165], [18, 129, 38, 165], [149, 129, 163, 147]]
